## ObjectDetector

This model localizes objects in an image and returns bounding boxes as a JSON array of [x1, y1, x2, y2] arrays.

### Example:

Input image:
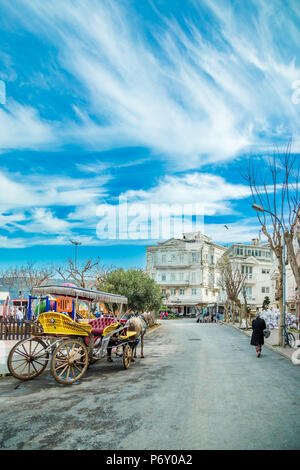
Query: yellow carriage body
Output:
[[102, 321, 119, 336], [38, 312, 92, 336]]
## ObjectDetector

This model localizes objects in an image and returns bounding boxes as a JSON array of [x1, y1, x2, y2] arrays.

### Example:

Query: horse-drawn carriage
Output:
[[7, 284, 140, 385]]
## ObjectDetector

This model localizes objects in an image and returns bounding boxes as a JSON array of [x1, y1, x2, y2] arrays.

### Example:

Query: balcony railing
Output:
[[159, 280, 190, 286]]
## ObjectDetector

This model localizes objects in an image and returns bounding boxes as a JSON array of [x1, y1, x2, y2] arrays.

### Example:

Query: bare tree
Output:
[[0, 262, 54, 295], [244, 142, 300, 345], [63, 257, 101, 288], [217, 260, 247, 324], [241, 286, 249, 329]]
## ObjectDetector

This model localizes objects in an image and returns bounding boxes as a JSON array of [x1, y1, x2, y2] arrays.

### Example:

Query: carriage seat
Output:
[[88, 317, 117, 335]]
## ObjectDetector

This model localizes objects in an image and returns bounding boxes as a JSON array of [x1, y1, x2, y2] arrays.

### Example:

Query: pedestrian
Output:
[[250, 311, 267, 358], [15, 307, 23, 326], [165, 311, 168, 320], [160, 311, 163, 320], [15, 307, 23, 321]]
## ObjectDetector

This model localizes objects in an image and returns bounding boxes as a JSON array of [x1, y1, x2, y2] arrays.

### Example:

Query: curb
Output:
[[145, 323, 163, 338], [224, 322, 295, 362]]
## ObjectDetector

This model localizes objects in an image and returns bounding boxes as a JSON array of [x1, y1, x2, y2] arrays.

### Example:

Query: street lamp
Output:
[[252, 204, 286, 347], [70, 239, 82, 272]]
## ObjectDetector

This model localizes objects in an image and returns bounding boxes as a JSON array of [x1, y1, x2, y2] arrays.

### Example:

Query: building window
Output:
[[171, 288, 176, 295], [162, 254, 166, 263], [162, 289, 166, 295], [192, 288, 197, 295], [192, 253, 197, 262], [262, 287, 269, 294], [179, 272, 184, 281], [191, 272, 196, 282], [180, 288, 184, 295], [242, 265, 253, 279], [262, 269, 270, 274], [245, 286, 252, 298], [162, 274, 166, 281], [151, 273, 155, 280]]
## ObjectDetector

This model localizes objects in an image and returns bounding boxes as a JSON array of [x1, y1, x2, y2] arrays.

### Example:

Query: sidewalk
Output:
[[0, 340, 18, 375], [226, 322, 298, 362]]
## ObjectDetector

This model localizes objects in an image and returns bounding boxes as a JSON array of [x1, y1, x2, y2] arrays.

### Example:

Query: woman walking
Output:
[[251, 311, 267, 357]]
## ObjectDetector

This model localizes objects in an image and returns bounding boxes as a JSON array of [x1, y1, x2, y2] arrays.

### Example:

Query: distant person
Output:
[[165, 311, 168, 320], [251, 312, 267, 358], [15, 307, 23, 326], [15, 308, 23, 320]]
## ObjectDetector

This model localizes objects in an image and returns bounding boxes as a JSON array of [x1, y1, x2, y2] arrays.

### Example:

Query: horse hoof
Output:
[[141, 355, 145, 359], [131, 358, 135, 362], [107, 357, 113, 363]]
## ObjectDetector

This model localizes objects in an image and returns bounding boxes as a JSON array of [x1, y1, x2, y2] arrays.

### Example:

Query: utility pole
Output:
[[70, 240, 82, 273]]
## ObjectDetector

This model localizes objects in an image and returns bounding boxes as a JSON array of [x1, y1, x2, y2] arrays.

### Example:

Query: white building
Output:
[[217, 238, 274, 310], [271, 220, 300, 314], [146, 232, 227, 315]]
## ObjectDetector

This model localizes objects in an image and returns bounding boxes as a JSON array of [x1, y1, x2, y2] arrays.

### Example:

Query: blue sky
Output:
[[0, 0, 300, 269]]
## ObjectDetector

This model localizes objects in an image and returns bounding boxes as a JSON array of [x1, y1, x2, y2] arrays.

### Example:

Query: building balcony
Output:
[[159, 280, 190, 286], [153, 263, 195, 269]]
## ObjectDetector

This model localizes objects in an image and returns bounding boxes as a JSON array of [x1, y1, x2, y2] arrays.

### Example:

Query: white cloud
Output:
[[121, 172, 252, 216], [0, 170, 109, 211], [203, 220, 266, 244], [0, 99, 55, 151], [0, 169, 110, 244], [4, 0, 300, 166]]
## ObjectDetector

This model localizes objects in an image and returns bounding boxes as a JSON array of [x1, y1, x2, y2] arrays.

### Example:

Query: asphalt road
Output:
[[0, 319, 299, 450]]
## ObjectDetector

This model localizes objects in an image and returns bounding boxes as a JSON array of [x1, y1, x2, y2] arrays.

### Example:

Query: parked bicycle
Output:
[[284, 326, 295, 348]]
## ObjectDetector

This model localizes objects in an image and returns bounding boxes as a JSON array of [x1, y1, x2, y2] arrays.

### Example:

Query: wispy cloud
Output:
[[3, 0, 300, 165], [0, 99, 55, 151]]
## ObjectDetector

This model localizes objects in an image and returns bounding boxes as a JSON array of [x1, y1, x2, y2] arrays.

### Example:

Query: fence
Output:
[[0, 317, 42, 340]]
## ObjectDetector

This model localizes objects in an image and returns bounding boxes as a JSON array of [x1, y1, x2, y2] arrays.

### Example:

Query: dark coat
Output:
[[251, 317, 267, 346]]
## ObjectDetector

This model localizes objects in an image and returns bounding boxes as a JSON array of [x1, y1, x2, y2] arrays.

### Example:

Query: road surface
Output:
[[0, 319, 299, 450]]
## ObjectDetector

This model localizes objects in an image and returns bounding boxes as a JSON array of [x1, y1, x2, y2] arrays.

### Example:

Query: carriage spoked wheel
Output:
[[7, 337, 49, 381], [51, 339, 89, 385], [123, 344, 132, 369]]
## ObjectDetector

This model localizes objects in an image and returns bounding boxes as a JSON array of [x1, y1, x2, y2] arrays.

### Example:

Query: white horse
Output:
[[128, 312, 151, 360]]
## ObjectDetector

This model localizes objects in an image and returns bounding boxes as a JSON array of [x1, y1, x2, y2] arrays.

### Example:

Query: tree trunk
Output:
[[224, 300, 229, 322], [284, 231, 300, 294], [276, 261, 284, 347]]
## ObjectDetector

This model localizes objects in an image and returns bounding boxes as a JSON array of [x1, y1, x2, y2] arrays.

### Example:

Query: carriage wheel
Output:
[[123, 344, 132, 369], [7, 337, 49, 381], [51, 339, 89, 385]]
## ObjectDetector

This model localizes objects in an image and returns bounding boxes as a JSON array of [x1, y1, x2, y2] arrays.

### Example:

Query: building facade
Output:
[[276, 219, 300, 315], [146, 232, 227, 315], [217, 238, 274, 310]]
